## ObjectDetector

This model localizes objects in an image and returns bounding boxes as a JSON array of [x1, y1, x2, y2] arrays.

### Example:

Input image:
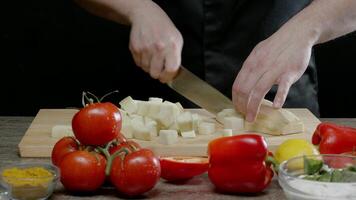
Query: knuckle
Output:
[[154, 41, 165, 52]]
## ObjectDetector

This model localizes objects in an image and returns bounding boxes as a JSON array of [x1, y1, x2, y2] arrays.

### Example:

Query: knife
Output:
[[167, 66, 233, 115]]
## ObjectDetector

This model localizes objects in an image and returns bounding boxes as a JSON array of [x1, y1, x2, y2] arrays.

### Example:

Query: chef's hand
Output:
[[232, 19, 317, 122], [129, 1, 183, 83]]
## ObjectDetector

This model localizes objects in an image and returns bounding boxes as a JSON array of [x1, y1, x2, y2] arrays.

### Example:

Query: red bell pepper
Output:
[[312, 122, 356, 154], [208, 134, 274, 193]]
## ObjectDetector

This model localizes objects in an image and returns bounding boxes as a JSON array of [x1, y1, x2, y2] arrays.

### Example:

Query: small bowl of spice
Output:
[[0, 163, 59, 200]]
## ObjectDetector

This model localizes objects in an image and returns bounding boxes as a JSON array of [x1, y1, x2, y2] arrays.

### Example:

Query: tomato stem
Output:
[[96, 140, 130, 176], [99, 90, 119, 102], [82, 91, 95, 107], [86, 91, 100, 103]]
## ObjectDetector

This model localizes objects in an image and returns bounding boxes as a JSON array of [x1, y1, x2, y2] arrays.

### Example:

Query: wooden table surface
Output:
[[0, 116, 354, 200]]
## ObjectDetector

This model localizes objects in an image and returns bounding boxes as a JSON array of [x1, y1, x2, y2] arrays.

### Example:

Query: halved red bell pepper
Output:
[[208, 134, 273, 193], [160, 156, 209, 181], [312, 122, 356, 154]]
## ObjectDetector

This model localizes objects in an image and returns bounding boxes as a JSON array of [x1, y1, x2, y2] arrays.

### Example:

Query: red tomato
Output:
[[72, 102, 122, 146], [59, 151, 106, 192], [110, 149, 161, 196], [51, 137, 78, 166], [109, 140, 141, 154], [160, 156, 209, 181]]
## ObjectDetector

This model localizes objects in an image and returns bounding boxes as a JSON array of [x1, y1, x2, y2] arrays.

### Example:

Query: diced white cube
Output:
[[198, 122, 215, 135], [181, 130, 196, 138], [136, 100, 150, 116], [158, 130, 178, 145], [223, 116, 244, 131], [131, 115, 152, 140], [144, 116, 157, 125], [51, 125, 74, 138], [121, 121, 133, 139], [145, 117, 158, 137], [177, 112, 193, 132], [146, 102, 162, 119], [149, 97, 163, 103], [168, 121, 179, 131], [156, 102, 180, 128], [216, 108, 243, 124], [192, 113, 202, 132], [132, 126, 152, 141], [131, 115, 144, 124], [218, 129, 233, 137], [175, 102, 184, 112], [119, 96, 138, 114]]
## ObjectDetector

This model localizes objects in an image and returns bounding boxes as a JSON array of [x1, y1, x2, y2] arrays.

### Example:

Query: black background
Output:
[[1, 1, 356, 117]]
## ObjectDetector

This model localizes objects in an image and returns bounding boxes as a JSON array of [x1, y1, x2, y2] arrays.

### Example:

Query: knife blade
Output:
[[167, 66, 233, 115]]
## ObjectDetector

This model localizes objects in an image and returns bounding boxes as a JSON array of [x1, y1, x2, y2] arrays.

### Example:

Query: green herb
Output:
[[317, 172, 332, 182], [301, 159, 356, 182], [304, 156, 323, 175], [331, 169, 344, 182]]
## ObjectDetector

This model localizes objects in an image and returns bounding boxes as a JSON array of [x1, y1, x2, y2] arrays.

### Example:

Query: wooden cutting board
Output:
[[18, 108, 320, 157]]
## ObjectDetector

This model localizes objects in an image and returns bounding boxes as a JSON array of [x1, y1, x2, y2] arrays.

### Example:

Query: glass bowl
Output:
[[0, 163, 60, 200], [278, 154, 356, 200]]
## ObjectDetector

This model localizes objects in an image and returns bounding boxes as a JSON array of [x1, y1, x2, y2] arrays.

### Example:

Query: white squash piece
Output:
[[146, 101, 162, 120], [149, 97, 163, 103], [120, 110, 133, 138], [136, 100, 150, 116], [198, 122, 215, 135], [217, 129, 233, 137], [175, 102, 184, 112], [192, 113, 202, 132], [51, 125, 74, 138], [121, 120, 133, 139], [144, 117, 158, 137], [244, 100, 304, 135], [216, 108, 243, 124], [119, 96, 138, 114], [223, 116, 244, 131], [158, 130, 178, 145], [156, 102, 181, 127], [131, 115, 152, 141], [181, 130, 196, 138], [177, 112, 193, 132], [168, 121, 179, 131]]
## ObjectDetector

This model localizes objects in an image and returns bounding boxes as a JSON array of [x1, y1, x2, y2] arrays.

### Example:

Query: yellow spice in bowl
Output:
[[2, 167, 54, 200]]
